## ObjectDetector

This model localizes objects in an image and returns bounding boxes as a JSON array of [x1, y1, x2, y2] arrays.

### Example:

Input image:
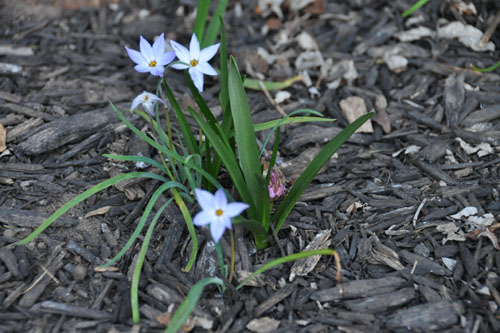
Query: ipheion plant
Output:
[[14, 8, 370, 328]]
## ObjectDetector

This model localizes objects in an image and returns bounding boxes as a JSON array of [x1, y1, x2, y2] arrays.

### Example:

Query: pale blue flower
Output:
[[126, 33, 175, 77], [131, 91, 164, 116], [170, 34, 220, 92], [193, 188, 248, 243]]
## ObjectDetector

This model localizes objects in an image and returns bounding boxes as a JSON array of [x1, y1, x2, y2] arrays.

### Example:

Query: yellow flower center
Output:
[[149, 60, 157, 67], [190, 59, 199, 67], [143, 95, 149, 101], [215, 209, 223, 216]]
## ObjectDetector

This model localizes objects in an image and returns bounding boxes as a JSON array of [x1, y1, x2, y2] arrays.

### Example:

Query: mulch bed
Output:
[[1, 0, 500, 332]]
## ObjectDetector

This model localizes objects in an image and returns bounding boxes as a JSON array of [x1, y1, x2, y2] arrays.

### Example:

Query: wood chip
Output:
[[339, 96, 373, 133], [0, 122, 6, 152], [290, 230, 331, 281]]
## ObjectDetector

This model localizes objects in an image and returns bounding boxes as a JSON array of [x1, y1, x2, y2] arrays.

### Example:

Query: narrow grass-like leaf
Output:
[[132, 199, 172, 323], [203, 0, 228, 47], [472, 59, 500, 73], [186, 106, 255, 216], [402, 0, 429, 17], [273, 112, 375, 231], [163, 80, 200, 155], [171, 188, 198, 272], [236, 249, 335, 289], [165, 277, 224, 333], [103, 154, 167, 174], [16, 172, 170, 246], [100, 180, 187, 268], [258, 110, 325, 157], [184, 71, 219, 127], [228, 57, 264, 221], [194, 0, 210, 42], [251, 115, 334, 134], [111, 102, 222, 191], [243, 75, 303, 91], [219, 16, 230, 126]]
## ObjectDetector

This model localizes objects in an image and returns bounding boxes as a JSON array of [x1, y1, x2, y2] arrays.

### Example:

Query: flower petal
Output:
[[189, 67, 204, 92], [159, 51, 176, 66], [142, 101, 156, 116], [152, 33, 165, 59], [130, 93, 144, 112], [214, 189, 228, 208], [199, 43, 220, 62], [171, 63, 190, 70], [189, 33, 200, 61], [195, 188, 214, 211], [139, 36, 154, 62], [148, 94, 165, 105], [170, 40, 190, 63], [196, 62, 218, 76], [134, 63, 151, 73], [224, 202, 249, 218], [149, 65, 164, 77], [193, 209, 213, 226], [126, 47, 146, 65], [210, 220, 226, 243]]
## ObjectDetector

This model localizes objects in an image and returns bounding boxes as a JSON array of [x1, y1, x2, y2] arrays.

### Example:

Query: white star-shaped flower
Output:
[[193, 188, 248, 243], [170, 34, 220, 92], [126, 33, 175, 77], [130, 91, 165, 116]]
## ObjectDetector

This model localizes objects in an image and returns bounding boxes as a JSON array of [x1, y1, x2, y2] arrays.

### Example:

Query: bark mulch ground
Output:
[[1, 0, 500, 332]]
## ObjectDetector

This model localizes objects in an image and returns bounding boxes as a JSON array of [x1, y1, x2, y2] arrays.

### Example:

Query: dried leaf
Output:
[[450, 206, 478, 219], [438, 21, 495, 52], [436, 223, 466, 244], [84, 206, 112, 218]]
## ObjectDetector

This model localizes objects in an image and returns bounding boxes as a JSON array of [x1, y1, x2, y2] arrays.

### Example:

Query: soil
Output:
[[1, 0, 500, 332]]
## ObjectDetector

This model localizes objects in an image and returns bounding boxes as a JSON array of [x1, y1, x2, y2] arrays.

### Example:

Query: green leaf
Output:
[[132, 199, 172, 323], [472, 59, 500, 73], [243, 75, 303, 91], [100, 181, 187, 268], [166, 277, 224, 333], [203, 0, 228, 48], [219, 16, 230, 128], [273, 112, 375, 231], [110, 102, 222, 191], [186, 106, 255, 217], [194, 0, 211, 42], [103, 154, 167, 174], [163, 80, 200, 156], [236, 249, 335, 289], [402, 0, 429, 17], [16, 172, 171, 246], [228, 57, 264, 222], [252, 115, 334, 134]]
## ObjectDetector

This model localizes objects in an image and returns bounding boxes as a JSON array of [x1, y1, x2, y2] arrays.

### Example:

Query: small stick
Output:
[[480, 10, 500, 48], [413, 198, 427, 227], [258, 81, 287, 117]]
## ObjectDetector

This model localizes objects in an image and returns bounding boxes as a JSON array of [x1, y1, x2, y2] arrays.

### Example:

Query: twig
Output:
[[258, 81, 287, 117]]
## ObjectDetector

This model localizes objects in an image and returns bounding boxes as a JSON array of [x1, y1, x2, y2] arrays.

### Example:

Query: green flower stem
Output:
[[215, 241, 226, 281]]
